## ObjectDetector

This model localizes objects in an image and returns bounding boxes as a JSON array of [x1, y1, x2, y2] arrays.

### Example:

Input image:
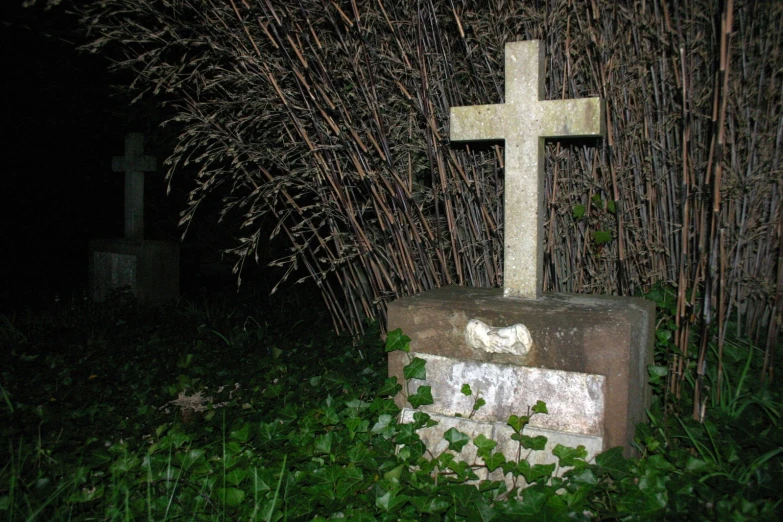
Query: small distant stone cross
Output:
[[111, 133, 157, 241], [450, 41, 604, 299]]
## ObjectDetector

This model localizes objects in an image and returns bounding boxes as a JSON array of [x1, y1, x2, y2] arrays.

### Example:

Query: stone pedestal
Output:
[[387, 286, 654, 457], [89, 239, 179, 304]]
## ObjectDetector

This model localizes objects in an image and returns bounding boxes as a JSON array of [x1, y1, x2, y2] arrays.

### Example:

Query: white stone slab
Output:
[[408, 352, 605, 436]]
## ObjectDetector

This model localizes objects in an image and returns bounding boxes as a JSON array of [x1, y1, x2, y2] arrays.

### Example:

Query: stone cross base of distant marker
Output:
[[88, 133, 179, 304], [387, 41, 654, 488]]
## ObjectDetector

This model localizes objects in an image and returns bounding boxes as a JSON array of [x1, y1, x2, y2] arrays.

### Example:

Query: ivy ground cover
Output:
[[1, 286, 781, 520]]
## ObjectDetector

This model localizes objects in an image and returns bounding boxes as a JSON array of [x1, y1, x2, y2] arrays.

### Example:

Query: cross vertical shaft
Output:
[[111, 133, 157, 241], [450, 41, 604, 299]]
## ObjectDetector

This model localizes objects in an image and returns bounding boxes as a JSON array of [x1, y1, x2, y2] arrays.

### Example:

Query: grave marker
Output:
[[388, 42, 654, 483], [450, 40, 604, 299], [89, 133, 179, 303]]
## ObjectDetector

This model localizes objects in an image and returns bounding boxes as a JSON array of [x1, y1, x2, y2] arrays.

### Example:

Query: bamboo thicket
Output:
[[79, 1, 782, 398]]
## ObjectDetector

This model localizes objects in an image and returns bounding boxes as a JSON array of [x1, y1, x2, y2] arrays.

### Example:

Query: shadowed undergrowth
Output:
[[1, 287, 781, 520]]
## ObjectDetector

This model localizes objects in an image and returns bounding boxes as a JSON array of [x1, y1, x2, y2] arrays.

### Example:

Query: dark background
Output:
[[1, 4, 256, 313]]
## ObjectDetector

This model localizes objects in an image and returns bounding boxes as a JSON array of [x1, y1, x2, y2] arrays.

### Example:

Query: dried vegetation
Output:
[[77, 0, 781, 408]]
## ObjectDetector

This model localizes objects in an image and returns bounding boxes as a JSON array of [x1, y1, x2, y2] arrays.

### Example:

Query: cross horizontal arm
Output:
[[112, 155, 157, 173], [450, 104, 508, 142], [540, 98, 604, 138]]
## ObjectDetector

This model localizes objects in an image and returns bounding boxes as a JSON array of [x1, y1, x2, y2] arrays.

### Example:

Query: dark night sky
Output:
[[1, 4, 185, 312]]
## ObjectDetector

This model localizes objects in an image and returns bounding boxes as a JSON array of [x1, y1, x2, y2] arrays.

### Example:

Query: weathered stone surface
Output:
[[111, 133, 157, 242], [399, 408, 604, 486], [89, 239, 179, 303], [450, 41, 604, 299], [408, 353, 605, 436], [388, 286, 654, 455]]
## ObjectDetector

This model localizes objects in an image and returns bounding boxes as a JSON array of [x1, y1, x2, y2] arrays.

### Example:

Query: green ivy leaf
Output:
[[178, 448, 205, 469], [403, 357, 427, 380], [437, 452, 456, 470], [263, 384, 283, 398], [497, 488, 545, 516], [224, 468, 249, 486], [483, 452, 506, 472], [320, 405, 340, 426], [385, 329, 411, 352], [376, 488, 410, 512], [473, 398, 486, 411], [314, 432, 333, 454], [216, 487, 245, 507], [394, 422, 417, 445], [568, 468, 598, 485], [335, 465, 364, 499], [371, 414, 396, 439], [647, 365, 668, 387], [531, 400, 548, 415], [476, 500, 498, 521], [444, 427, 470, 452], [592, 230, 613, 245], [410, 495, 451, 514], [648, 364, 668, 377], [348, 443, 370, 464], [278, 404, 298, 423], [507, 414, 529, 433], [345, 417, 369, 438], [552, 444, 587, 467], [412, 411, 437, 429], [595, 446, 632, 478], [378, 377, 402, 397], [447, 459, 475, 479], [514, 434, 548, 451], [516, 461, 556, 484], [656, 329, 672, 342], [408, 386, 433, 408], [384, 463, 405, 481], [647, 454, 676, 472], [685, 456, 710, 473], [461, 383, 472, 396], [617, 469, 668, 515], [473, 434, 497, 457]]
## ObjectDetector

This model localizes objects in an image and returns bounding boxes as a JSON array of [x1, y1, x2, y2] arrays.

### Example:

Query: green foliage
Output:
[[638, 283, 783, 520], [460, 382, 487, 418], [573, 193, 616, 249], [407, 386, 434, 409], [591, 230, 613, 245], [384, 328, 410, 353], [403, 357, 427, 380], [0, 289, 781, 520]]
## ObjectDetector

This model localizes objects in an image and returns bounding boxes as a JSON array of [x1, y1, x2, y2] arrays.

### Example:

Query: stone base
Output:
[[388, 286, 654, 455], [89, 239, 179, 304]]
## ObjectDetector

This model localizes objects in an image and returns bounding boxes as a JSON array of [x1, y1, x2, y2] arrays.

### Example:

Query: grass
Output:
[[0, 284, 781, 520]]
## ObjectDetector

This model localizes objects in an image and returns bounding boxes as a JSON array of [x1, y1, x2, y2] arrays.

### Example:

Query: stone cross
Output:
[[450, 41, 604, 299], [111, 133, 157, 241]]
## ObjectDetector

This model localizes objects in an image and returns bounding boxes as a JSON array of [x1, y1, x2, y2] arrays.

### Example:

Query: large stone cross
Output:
[[111, 133, 157, 241], [450, 41, 604, 299]]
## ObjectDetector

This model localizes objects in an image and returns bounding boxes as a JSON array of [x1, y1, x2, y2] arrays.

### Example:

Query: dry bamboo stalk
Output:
[[80, 1, 781, 404]]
